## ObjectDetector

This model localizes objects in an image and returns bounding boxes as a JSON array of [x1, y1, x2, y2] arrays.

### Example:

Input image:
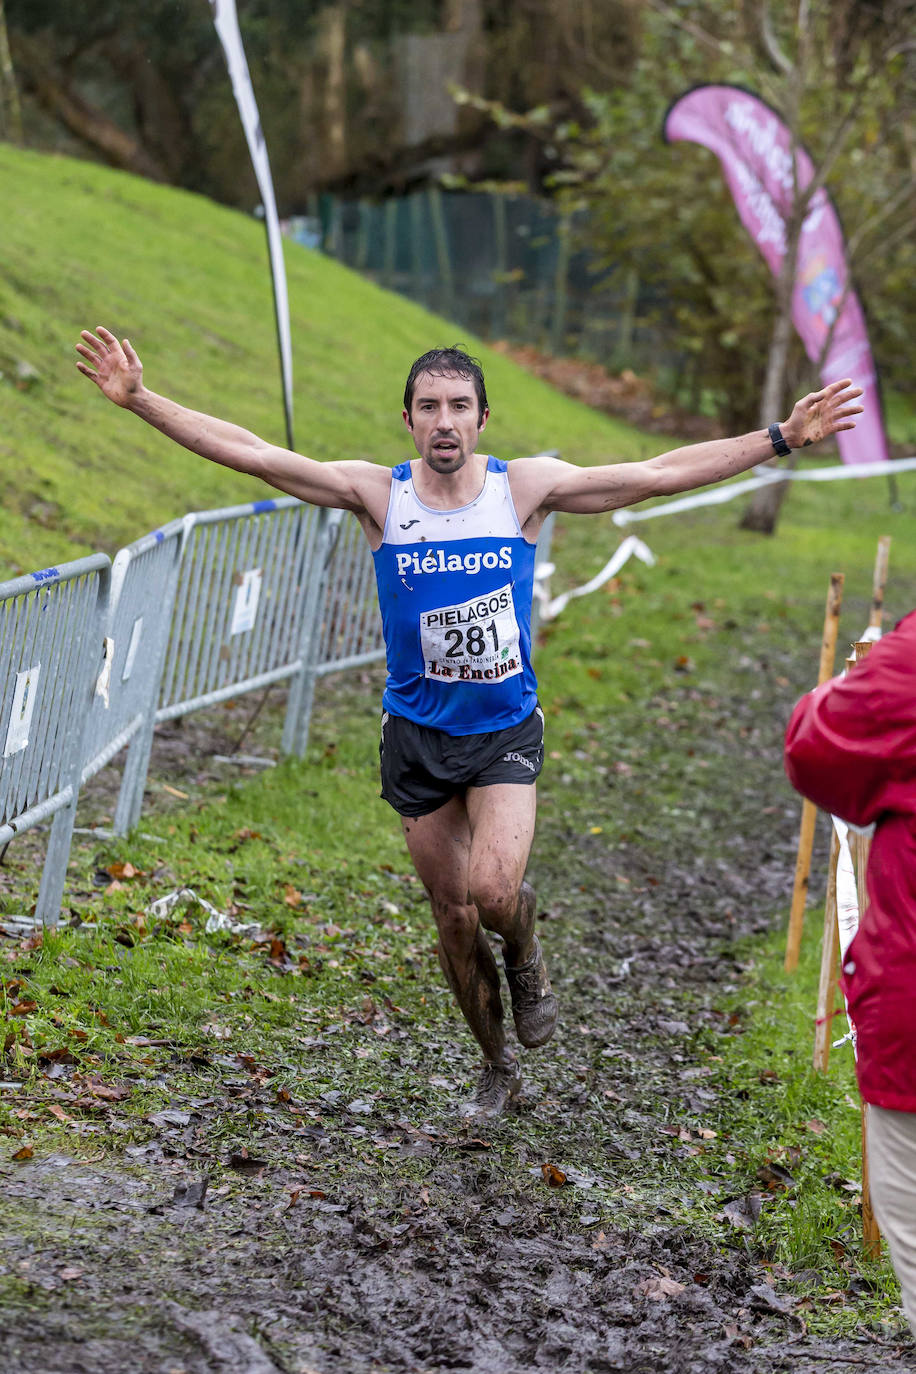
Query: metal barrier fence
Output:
[[0, 481, 557, 925], [71, 518, 190, 837], [0, 556, 110, 924], [117, 497, 327, 830]]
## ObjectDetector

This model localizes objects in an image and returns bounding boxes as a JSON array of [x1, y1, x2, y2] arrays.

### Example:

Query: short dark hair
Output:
[[403, 346, 488, 424]]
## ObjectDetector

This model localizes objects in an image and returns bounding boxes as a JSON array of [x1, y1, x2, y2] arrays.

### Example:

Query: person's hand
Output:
[[781, 378, 863, 449], [75, 326, 143, 408]]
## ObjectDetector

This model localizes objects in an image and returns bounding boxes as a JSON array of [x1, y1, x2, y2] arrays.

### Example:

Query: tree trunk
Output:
[[12, 33, 165, 180], [100, 38, 194, 183], [0, 0, 22, 144], [319, 4, 348, 180], [739, 209, 802, 535]]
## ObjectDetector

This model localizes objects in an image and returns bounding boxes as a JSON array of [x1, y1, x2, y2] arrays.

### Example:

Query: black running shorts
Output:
[[379, 705, 545, 818]]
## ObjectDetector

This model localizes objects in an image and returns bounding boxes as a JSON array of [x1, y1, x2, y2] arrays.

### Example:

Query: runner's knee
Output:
[[469, 876, 521, 926], [432, 901, 479, 955]]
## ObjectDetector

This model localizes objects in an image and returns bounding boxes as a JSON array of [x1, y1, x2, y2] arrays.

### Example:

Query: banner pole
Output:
[[210, 0, 295, 452], [868, 536, 891, 629]]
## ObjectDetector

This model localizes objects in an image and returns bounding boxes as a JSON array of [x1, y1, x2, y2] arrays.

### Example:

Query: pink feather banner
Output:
[[665, 85, 888, 464]]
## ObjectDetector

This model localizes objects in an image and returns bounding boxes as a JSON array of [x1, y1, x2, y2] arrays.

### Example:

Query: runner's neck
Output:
[[410, 453, 490, 511]]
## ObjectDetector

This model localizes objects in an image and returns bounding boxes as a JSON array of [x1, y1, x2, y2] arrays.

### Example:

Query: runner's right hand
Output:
[[76, 326, 144, 408]]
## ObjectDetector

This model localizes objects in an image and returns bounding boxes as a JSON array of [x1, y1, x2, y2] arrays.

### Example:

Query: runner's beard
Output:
[[425, 439, 470, 473]]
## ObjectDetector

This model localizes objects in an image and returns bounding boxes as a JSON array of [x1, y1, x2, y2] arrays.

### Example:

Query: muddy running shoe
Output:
[[504, 935, 558, 1048], [459, 1057, 522, 1122]]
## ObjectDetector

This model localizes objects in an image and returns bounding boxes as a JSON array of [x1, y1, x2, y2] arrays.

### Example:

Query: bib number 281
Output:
[[420, 583, 522, 684]]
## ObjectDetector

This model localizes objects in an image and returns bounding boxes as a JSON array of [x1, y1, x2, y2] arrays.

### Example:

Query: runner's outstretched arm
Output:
[[516, 380, 863, 517], [75, 326, 386, 514]]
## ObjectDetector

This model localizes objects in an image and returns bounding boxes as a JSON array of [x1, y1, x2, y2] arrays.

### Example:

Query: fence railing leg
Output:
[[37, 566, 111, 926], [282, 509, 342, 759], [113, 521, 190, 836]]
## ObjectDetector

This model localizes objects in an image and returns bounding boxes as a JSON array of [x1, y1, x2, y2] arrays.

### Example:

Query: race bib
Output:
[[420, 583, 522, 684]]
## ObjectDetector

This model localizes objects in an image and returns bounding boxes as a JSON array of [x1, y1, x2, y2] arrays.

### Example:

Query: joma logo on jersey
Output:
[[395, 545, 513, 578]]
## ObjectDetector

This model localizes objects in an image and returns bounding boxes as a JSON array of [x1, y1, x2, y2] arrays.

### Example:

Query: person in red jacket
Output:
[[784, 610, 916, 1332]]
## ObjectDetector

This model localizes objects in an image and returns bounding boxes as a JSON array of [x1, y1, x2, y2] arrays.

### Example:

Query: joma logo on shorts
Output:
[[502, 750, 537, 771], [396, 545, 513, 578]]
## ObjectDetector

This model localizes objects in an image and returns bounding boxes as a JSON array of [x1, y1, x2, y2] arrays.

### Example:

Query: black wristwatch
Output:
[[768, 423, 792, 458]]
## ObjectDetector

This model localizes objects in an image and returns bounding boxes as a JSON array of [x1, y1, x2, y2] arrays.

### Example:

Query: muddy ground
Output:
[[1, 659, 914, 1374]]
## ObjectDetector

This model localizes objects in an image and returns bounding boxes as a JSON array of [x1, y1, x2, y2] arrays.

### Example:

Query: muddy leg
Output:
[[402, 798, 511, 1063], [466, 784, 538, 964], [433, 901, 508, 1063], [466, 785, 557, 1049]]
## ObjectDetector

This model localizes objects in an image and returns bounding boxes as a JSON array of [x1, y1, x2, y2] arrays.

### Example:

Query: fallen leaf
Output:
[[58, 1266, 84, 1281], [541, 1162, 567, 1187], [635, 1275, 686, 1300], [228, 1150, 269, 1174], [748, 1282, 796, 1315], [171, 1176, 208, 1209], [11, 1145, 33, 1160], [724, 1323, 753, 1349], [757, 1161, 795, 1191], [80, 1079, 130, 1102], [720, 1193, 764, 1231], [106, 862, 143, 881]]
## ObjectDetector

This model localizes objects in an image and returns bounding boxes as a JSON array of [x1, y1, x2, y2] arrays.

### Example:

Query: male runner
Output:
[[76, 326, 861, 1118]]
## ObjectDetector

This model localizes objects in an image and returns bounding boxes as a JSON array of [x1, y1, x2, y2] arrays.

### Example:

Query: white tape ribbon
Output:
[[536, 535, 656, 622], [613, 454, 916, 527]]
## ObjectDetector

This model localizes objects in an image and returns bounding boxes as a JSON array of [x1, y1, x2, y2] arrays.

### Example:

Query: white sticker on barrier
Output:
[[4, 664, 40, 758], [95, 637, 114, 709], [122, 616, 144, 682], [230, 568, 262, 636]]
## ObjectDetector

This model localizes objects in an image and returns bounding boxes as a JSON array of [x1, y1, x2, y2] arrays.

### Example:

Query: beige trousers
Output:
[[868, 1103, 916, 1334]]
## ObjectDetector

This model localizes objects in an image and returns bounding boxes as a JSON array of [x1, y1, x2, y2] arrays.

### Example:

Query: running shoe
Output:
[[459, 1056, 522, 1121], [504, 935, 558, 1048]]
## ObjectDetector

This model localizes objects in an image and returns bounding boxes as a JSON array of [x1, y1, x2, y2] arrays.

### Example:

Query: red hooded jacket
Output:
[[784, 609, 916, 1112]]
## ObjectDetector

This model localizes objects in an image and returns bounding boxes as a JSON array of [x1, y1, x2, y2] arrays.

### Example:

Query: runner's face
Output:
[[403, 372, 488, 474]]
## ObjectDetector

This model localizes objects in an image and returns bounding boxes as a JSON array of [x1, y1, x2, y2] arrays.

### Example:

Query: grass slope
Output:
[[0, 144, 653, 578]]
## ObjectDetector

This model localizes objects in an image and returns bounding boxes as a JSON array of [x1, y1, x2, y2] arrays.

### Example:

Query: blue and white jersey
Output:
[[373, 456, 538, 735]]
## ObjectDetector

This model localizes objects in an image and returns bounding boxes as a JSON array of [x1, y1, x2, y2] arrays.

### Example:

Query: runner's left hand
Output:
[[781, 379, 863, 449]]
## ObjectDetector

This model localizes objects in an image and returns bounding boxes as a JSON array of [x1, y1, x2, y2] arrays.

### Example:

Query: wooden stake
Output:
[[861, 1103, 882, 1259], [812, 825, 841, 1072], [869, 536, 891, 629], [785, 573, 845, 971]]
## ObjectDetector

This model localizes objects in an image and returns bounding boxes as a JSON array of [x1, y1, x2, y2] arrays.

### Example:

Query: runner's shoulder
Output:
[[335, 459, 393, 495], [507, 452, 573, 498]]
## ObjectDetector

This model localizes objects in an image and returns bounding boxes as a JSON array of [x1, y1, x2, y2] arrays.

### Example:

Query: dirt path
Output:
[[2, 664, 915, 1373]]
